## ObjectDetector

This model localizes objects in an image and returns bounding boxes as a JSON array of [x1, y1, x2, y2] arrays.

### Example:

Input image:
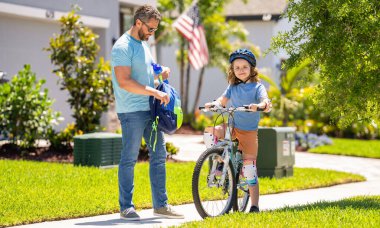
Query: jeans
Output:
[[117, 111, 168, 211]]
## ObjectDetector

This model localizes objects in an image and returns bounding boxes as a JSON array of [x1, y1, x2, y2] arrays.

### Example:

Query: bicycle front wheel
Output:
[[192, 147, 236, 218]]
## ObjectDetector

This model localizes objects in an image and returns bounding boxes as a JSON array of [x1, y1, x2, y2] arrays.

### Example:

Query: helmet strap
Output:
[[243, 75, 252, 84], [235, 75, 252, 85]]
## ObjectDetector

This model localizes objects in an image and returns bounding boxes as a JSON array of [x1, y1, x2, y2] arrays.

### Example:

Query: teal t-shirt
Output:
[[111, 33, 155, 113], [222, 82, 268, 131]]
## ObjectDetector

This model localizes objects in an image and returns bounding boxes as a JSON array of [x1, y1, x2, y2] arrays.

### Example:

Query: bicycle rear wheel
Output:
[[192, 147, 236, 218], [233, 166, 250, 212]]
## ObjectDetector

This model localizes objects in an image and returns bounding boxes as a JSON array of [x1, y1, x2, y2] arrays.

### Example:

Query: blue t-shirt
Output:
[[111, 33, 155, 113], [222, 82, 268, 131]]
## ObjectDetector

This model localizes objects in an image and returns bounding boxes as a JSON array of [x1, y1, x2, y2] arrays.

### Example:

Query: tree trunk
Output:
[[180, 38, 185, 108], [192, 67, 205, 113], [184, 60, 191, 115], [179, 0, 185, 108]]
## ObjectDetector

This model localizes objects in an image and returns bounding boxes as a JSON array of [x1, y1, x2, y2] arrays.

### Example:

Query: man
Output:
[[111, 5, 184, 221]]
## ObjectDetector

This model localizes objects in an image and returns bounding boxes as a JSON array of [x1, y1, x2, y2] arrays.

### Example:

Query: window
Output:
[[120, 7, 133, 35]]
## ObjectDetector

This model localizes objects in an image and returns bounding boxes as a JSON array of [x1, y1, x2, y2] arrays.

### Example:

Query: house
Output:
[[0, 0, 290, 132], [225, 0, 289, 85], [0, 0, 155, 131]]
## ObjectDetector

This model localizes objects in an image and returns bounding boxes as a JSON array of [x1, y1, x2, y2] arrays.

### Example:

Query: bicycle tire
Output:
[[192, 147, 236, 218], [233, 167, 250, 212]]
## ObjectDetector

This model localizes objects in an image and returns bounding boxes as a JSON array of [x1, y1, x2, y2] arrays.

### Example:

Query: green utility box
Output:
[[73, 132, 122, 167], [257, 127, 296, 178]]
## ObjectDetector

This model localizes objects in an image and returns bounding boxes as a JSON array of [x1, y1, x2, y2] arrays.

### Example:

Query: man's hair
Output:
[[133, 5, 161, 25]]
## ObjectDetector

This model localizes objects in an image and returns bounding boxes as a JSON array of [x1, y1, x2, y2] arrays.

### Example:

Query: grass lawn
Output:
[[309, 138, 380, 159], [176, 195, 380, 227], [0, 159, 365, 227]]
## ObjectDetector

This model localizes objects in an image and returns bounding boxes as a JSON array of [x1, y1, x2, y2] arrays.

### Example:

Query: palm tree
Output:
[[260, 59, 313, 126]]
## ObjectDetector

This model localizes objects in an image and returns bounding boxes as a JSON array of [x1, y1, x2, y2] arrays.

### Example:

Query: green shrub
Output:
[[115, 129, 179, 160], [46, 8, 113, 133], [48, 123, 83, 152], [139, 138, 179, 160], [191, 112, 227, 131], [166, 141, 179, 157], [0, 65, 61, 149]]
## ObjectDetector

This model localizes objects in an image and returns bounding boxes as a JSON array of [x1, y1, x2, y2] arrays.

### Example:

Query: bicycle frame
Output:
[[207, 141, 230, 186], [204, 106, 255, 177], [193, 104, 269, 218]]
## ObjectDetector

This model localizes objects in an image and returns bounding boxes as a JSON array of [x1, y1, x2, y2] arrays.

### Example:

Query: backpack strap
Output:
[[149, 116, 159, 152]]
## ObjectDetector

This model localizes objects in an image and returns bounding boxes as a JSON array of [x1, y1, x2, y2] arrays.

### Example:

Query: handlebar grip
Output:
[[244, 104, 264, 111], [199, 105, 216, 110]]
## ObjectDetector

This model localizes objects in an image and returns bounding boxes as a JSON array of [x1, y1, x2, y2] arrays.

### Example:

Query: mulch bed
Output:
[[0, 124, 201, 163], [0, 143, 74, 163]]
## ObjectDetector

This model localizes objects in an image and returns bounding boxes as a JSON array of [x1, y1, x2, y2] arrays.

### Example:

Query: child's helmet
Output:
[[229, 49, 256, 67]]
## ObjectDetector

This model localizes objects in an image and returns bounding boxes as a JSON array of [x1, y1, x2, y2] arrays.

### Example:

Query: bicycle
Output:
[[192, 104, 265, 218]]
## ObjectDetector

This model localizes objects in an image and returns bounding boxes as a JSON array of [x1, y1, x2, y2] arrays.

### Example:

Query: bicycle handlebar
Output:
[[199, 105, 265, 112]]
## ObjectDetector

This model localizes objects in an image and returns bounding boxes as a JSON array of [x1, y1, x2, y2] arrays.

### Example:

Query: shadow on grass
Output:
[[75, 217, 163, 226], [277, 196, 380, 212]]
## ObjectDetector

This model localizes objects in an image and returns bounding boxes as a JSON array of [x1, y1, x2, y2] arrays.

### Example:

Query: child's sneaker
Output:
[[249, 205, 260, 213], [153, 205, 184, 219], [120, 207, 140, 221]]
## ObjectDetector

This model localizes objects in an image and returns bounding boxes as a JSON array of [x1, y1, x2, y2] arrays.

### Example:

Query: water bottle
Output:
[[152, 63, 168, 84]]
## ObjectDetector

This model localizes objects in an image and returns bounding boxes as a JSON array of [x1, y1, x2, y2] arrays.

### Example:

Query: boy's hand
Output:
[[205, 100, 222, 109], [248, 103, 260, 111], [250, 99, 272, 112], [263, 99, 272, 113], [205, 102, 213, 109], [249, 101, 271, 112]]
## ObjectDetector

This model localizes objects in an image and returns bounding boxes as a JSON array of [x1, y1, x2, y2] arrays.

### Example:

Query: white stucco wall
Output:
[[0, 13, 74, 127]]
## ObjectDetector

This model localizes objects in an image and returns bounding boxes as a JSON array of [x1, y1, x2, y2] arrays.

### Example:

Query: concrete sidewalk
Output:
[[13, 134, 380, 228]]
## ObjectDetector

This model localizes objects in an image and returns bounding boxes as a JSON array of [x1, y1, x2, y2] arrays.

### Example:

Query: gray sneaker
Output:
[[153, 205, 184, 219], [120, 207, 140, 221]]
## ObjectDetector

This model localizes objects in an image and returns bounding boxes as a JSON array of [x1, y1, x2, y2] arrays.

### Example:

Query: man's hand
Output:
[[154, 90, 170, 106], [161, 67, 170, 80]]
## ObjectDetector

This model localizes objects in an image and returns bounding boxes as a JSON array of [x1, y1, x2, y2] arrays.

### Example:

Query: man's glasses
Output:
[[140, 20, 158, 33]]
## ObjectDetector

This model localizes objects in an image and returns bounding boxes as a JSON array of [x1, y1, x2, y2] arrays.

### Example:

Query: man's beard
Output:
[[138, 28, 149, 41]]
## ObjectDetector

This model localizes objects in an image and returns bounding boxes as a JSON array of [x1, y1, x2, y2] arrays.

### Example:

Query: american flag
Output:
[[173, 4, 209, 70]]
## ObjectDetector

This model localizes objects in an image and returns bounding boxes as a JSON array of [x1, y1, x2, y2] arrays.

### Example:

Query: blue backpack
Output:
[[149, 63, 183, 150]]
